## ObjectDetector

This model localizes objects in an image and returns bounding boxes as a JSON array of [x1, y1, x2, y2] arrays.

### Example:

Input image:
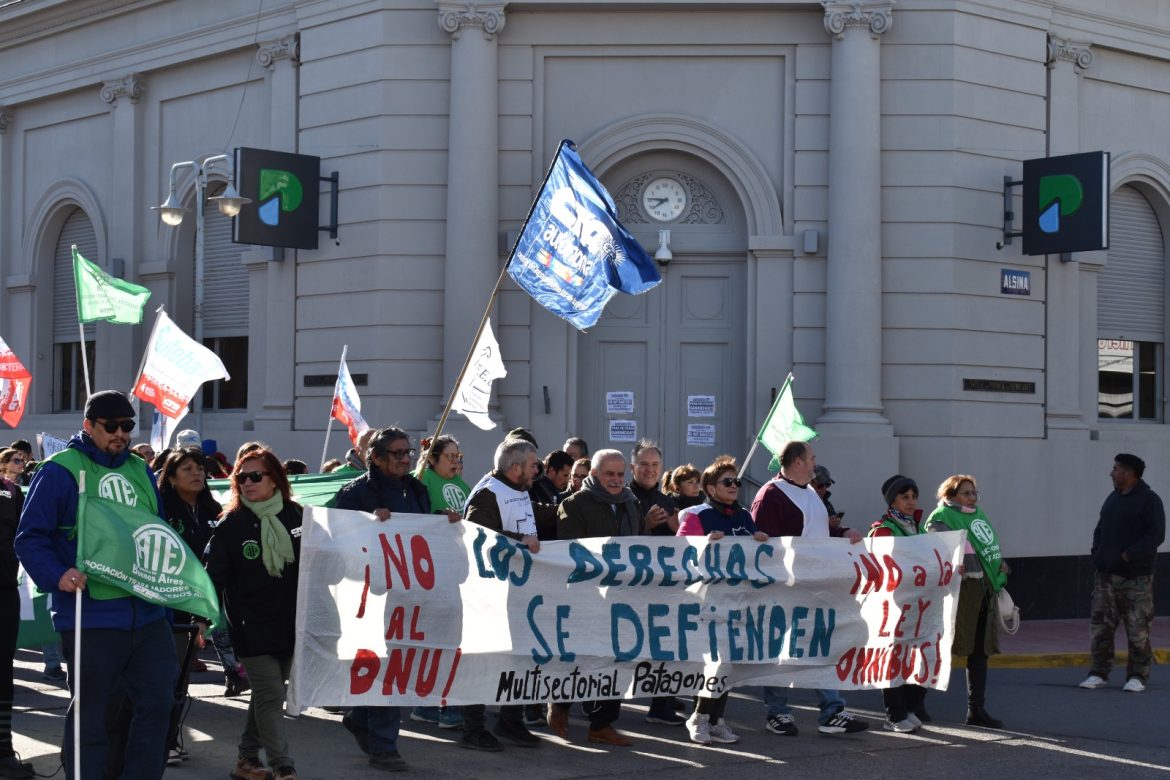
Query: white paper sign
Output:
[[287, 509, 965, 710], [606, 391, 635, 415], [608, 419, 637, 442], [37, 433, 69, 459], [688, 395, 716, 417], [687, 423, 716, 447]]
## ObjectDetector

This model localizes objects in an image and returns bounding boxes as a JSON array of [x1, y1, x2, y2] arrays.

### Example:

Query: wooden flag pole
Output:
[[320, 345, 347, 472], [738, 372, 795, 479]]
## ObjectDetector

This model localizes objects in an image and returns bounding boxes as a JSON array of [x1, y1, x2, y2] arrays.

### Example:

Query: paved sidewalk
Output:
[[989, 617, 1170, 669]]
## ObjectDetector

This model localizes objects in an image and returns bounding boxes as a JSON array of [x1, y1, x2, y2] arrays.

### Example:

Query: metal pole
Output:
[[193, 163, 205, 437]]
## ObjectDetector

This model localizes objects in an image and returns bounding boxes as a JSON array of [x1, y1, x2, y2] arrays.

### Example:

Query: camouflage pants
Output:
[[1089, 572, 1155, 683]]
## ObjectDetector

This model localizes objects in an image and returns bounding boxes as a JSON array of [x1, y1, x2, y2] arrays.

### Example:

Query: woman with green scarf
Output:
[[206, 448, 302, 780], [925, 474, 1009, 730]]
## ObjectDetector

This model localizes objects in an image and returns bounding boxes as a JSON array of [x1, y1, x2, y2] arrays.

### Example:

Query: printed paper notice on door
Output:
[[687, 395, 716, 417], [609, 419, 637, 442], [606, 391, 635, 415], [687, 424, 716, 447]]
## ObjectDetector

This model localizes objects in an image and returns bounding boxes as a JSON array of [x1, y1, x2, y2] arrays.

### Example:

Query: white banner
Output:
[[288, 508, 964, 711], [132, 308, 229, 419], [451, 318, 506, 430]]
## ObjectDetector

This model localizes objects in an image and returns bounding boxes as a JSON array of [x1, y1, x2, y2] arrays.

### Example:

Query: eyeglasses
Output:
[[717, 477, 742, 488], [8, 457, 25, 465], [95, 419, 135, 434], [235, 470, 270, 484], [441, 452, 463, 462], [958, 490, 979, 498], [384, 448, 417, 461]]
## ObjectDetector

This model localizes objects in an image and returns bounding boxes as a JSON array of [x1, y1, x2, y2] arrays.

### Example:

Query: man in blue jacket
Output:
[[15, 391, 176, 780]]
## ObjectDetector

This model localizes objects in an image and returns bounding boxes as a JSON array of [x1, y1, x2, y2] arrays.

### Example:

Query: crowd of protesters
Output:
[[1, 390, 1164, 779]]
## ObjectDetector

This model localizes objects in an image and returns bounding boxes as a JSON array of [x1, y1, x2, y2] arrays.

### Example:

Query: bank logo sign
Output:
[[1022, 151, 1109, 256], [233, 147, 321, 250]]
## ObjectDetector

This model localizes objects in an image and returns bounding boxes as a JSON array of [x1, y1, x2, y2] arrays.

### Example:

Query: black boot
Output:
[[965, 658, 1002, 729], [965, 706, 1003, 729]]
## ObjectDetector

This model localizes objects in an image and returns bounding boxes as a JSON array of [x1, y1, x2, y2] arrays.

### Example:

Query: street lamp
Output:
[[153, 153, 250, 434]]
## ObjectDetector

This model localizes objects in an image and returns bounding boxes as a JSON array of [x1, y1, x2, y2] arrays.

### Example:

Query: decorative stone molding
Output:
[[257, 34, 300, 68], [614, 171, 726, 225], [437, 2, 506, 40], [823, 1, 894, 40], [0, 106, 12, 134], [1047, 36, 1093, 70], [99, 74, 144, 105]]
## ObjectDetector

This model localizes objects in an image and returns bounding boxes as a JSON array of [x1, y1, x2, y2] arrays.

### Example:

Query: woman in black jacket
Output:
[[206, 448, 302, 780], [0, 452, 32, 778]]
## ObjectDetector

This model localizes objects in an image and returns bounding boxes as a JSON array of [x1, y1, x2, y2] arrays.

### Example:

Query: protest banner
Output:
[[288, 508, 965, 711], [133, 308, 230, 418], [0, 336, 32, 428]]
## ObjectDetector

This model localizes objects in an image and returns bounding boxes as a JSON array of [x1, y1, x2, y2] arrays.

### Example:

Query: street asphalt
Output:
[[9, 620, 1169, 779]]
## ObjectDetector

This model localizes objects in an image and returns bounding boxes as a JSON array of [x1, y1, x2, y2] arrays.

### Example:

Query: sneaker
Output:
[[410, 706, 441, 724], [905, 712, 922, 729], [912, 706, 932, 723], [523, 704, 548, 727], [818, 710, 869, 735], [708, 721, 740, 744], [41, 667, 67, 682], [645, 709, 687, 726], [493, 718, 542, 747], [230, 757, 271, 780], [460, 728, 504, 752], [765, 713, 799, 736], [1078, 674, 1107, 689], [884, 718, 917, 733], [342, 712, 371, 755], [225, 678, 251, 697], [1123, 678, 1146, 693], [369, 751, 409, 772], [686, 712, 712, 745], [0, 755, 34, 780], [438, 708, 464, 729]]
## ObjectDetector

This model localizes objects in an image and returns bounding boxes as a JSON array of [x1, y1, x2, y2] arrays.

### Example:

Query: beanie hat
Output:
[[175, 429, 201, 449], [84, 390, 135, 421], [507, 427, 538, 448], [882, 474, 918, 507]]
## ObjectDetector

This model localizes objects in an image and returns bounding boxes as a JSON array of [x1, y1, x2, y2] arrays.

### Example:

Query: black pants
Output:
[[966, 595, 991, 709], [461, 703, 524, 733], [0, 588, 18, 756], [882, 684, 926, 722], [695, 693, 728, 724], [581, 699, 621, 730]]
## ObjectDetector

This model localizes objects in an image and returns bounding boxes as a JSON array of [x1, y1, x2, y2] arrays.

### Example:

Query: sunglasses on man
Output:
[[93, 419, 135, 434], [717, 477, 742, 488]]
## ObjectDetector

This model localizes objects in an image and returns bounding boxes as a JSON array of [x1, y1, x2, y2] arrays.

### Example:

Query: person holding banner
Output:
[[676, 456, 768, 745], [14, 391, 177, 780], [205, 449, 302, 780], [925, 475, 1007, 730], [0, 456, 32, 778], [415, 435, 471, 516]]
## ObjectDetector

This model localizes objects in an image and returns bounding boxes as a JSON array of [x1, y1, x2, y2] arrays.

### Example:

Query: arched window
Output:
[[1097, 185, 1165, 420], [195, 185, 248, 409], [52, 208, 97, 411]]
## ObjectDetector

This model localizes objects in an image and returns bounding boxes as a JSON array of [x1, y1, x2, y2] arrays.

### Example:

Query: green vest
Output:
[[928, 503, 1007, 592], [417, 467, 471, 512], [870, 513, 916, 537], [49, 448, 159, 519]]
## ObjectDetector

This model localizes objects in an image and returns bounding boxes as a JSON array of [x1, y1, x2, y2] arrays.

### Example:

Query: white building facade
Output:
[[1, 0, 1168, 616]]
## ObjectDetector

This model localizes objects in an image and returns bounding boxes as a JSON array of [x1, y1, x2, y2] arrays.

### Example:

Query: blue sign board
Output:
[[1001, 268, 1031, 296]]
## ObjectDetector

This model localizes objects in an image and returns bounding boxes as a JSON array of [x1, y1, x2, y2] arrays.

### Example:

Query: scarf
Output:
[[581, 476, 641, 536], [241, 493, 295, 578], [879, 507, 918, 536]]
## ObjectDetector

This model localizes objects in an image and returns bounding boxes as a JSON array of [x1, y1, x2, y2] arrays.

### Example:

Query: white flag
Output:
[[452, 318, 507, 430], [132, 309, 230, 419]]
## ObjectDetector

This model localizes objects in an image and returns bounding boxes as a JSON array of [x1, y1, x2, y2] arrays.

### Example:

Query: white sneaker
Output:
[[905, 712, 922, 728], [686, 712, 712, 745], [1078, 674, 1107, 689], [1122, 678, 1146, 693], [708, 721, 740, 744], [884, 718, 917, 733]]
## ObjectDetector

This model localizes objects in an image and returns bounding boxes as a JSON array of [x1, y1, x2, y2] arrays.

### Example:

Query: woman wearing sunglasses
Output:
[[205, 448, 302, 780], [924, 474, 1009, 730], [676, 456, 768, 746]]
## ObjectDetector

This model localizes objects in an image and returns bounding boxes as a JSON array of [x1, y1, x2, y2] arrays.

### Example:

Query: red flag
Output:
[[0, 337, 32, 429], [331, 354, 368, 445]]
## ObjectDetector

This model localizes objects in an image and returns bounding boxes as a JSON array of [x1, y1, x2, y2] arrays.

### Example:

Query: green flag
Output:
[[757, 374, 817, 471], [72, 245, 151, 324], [76, 487, 219, 621], [207, 469, 357, 509]]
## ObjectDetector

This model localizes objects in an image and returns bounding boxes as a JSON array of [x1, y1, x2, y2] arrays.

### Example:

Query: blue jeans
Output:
[[762, 686, 845, 725], [349, 706, 401, 754], [60, 620, 177, 780]]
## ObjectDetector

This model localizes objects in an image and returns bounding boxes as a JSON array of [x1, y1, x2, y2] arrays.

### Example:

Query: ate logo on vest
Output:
[[98, 473, 138, 506], [969, 518, 996, 546], [442, 483, 468, 511], [132, 524, 187, 575]]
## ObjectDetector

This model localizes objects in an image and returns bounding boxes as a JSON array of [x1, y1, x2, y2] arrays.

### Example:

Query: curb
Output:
[[952, 647, 1170, 670]]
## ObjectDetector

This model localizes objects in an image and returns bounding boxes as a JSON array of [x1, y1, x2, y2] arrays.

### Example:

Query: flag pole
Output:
[[320, 345, 346, 471], [739, 373, 795, 479], [72, 469, 86, 780], [77, 322, 92, 399], [427, 141, 573, 454]]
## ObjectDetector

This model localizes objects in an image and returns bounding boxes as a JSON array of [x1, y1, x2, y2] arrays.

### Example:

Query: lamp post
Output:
[[153, 153, 250, 436]]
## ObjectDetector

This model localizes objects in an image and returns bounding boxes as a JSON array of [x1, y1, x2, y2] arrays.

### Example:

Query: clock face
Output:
[[642, 177, 687, 222]]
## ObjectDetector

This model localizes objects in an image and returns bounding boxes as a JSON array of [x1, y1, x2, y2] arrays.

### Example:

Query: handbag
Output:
[[995, 587, 1020, 634]]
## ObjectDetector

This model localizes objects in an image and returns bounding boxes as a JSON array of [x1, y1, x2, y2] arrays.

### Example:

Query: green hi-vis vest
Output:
[[50, 448, 159, 602]]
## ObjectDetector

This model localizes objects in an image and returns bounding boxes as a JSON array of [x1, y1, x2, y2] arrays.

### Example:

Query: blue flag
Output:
[[507, 141, 660, 330]]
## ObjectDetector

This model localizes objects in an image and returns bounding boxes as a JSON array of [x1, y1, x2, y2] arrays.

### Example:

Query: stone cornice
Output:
[[437, 2, 506, 40], [1047, 36, 1093, 71], [823, 1, 894, 40], [99, 73, 145, 105], [257, 34, 299, 69], [0, 106, 12, 134]]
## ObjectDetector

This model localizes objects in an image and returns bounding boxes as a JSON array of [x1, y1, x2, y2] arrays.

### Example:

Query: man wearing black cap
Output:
[[15, 391, 176, 780]]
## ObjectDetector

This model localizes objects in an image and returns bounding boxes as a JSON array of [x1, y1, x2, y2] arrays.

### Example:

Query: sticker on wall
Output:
[[687, 395, 716, 417], [606, 391, 635, 415], [609, 419, 637, 442], [687, 424, 716, 447]]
